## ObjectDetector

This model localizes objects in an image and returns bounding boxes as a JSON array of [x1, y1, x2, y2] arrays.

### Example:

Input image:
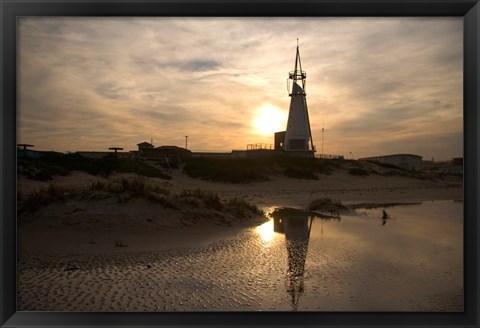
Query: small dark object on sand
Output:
[[64, 265, 80, 272], [146, 264, 152, 269], [382, 210, 389, 219]]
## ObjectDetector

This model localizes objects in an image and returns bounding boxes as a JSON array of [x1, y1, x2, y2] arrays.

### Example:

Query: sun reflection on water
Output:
[[256, 220, 276, 243]]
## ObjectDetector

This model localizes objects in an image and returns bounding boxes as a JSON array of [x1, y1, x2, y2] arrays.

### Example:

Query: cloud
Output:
[[17, 17, 463, 160], [167, 59, 222, 72]]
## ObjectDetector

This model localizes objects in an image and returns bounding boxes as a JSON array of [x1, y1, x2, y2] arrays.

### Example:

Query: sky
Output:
[[18, 17, 463, 160]]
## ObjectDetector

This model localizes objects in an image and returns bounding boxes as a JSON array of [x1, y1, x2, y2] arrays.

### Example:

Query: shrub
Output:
[[348, 168, 369, 176], [88, 178, 169, 196], [178, 189, 223, 210], [113, 158, 171, 179], [18, 154, 171, 180], [284, 167, 318, 180], [183, 158, 268, 183], [18, 184, 68, 214], [145, 192, 178, 209], [120, 177, 145, 196], [227, 197, 263, 215], [183, 156, 337, 183]]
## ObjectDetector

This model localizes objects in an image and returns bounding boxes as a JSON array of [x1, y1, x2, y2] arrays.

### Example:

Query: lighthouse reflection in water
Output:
[[270, 208, 339, 311]]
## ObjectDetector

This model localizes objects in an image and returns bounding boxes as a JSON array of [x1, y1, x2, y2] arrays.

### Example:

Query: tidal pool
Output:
[[18, 200, 463, 312]]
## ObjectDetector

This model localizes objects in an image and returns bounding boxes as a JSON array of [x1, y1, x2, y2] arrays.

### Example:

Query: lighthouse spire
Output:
[[289, 39, 306, 95], [284, 41, 315, 155]]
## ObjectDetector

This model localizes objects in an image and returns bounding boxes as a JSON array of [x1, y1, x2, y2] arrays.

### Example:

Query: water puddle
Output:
[[255, 200, 463, 311]]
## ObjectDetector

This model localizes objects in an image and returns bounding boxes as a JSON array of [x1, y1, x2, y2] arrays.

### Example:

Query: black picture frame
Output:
[[1, 0, 479, 327]]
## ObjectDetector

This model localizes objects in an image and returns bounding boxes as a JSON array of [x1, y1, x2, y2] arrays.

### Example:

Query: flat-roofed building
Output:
[[359, 154, 422, 171]]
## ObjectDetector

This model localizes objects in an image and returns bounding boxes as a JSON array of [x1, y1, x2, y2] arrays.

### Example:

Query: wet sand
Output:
[[17, 171, 463, 311], [18, 202, 463, 312]]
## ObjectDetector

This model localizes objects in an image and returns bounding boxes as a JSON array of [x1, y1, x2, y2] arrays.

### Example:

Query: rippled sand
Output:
[[18, 232, 290, 311], [18, 202, 463, 312]]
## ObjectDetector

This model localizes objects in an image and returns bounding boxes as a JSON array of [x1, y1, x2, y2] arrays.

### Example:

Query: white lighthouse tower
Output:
[[283, 41, 315, 157]]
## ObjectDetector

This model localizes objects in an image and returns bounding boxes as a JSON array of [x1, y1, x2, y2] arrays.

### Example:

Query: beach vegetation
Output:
[[182, 155, 335, 183], [18, 153, 171, 180], [18, 184, 69, 214], [183, 158, 269, 183], [18, 179, 263, 221], [145, 193, 178, 209], [178, 189, 224, 211], [227, 197, 264, 216], [348, 168, 370, 176]]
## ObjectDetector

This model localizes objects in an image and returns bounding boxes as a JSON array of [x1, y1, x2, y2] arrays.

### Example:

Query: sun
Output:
[[252, 105, 287, 136]]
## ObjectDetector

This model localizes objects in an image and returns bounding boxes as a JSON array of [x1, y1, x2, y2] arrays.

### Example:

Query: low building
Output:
[[274, 131, 286, 151], [137, 142, 154, 149], [443, 157, 463, 175], [17, 149, 63, 159], [359, 154, 422, 171]]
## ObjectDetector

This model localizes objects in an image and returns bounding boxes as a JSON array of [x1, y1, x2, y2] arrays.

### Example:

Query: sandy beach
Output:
[[17, 168, 463, 312], [17, 167, 462, 253]]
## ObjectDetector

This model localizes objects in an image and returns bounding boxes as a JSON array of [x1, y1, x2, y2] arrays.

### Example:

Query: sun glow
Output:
[[252, 105, 287, 136], [256, 220, 276, 243]]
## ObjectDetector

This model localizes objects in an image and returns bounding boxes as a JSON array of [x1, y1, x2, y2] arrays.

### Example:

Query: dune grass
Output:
[[17, 184, 69, 214], [227, 197, 264, 216], [178, 189, 224, 210], [18, 178, 263, 218]]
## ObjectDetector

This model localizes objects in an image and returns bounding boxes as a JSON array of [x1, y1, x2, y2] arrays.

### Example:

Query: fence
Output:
[[246, 143, 274, 150], [315, 154, 344, 160]]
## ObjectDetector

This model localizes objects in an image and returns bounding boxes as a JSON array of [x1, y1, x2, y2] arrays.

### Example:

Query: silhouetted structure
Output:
[[452, 157, 463, 166], [282, 41, 315, 158], [76, 151, 132, 159], [17, 143, 34, 151], [108, 147, 124, 155], [142, 145, 191, 159], [274, 131, 286, 151], [17, 144, 34, 158], [359, 154, 422, 171]]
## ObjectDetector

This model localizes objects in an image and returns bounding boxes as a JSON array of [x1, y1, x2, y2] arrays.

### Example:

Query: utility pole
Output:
[[185, 136, 188, 149], [321, 121, 325, 158]]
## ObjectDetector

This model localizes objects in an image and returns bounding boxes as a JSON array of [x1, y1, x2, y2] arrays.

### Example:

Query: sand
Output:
[[17, 169, 462, 253], [16, 168, 463, 311]]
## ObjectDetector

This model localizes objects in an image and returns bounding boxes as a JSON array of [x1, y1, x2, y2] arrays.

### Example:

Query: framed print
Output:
[[1, 0, 479, 327]]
